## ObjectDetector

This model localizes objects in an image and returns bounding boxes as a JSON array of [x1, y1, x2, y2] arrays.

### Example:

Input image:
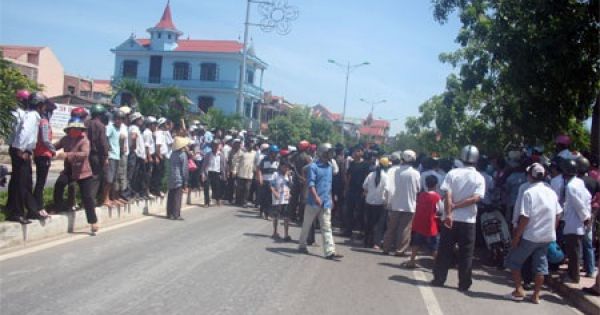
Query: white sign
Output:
[[50, 104, 88, 138]]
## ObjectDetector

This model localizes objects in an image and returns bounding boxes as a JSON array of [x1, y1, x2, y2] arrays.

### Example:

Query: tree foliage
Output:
[[266, 107, 342, 147], [0, 58, 40, 140], [113, 79, 191, 123], [198, 107, 243, 131], [403, 0, 599, 157]]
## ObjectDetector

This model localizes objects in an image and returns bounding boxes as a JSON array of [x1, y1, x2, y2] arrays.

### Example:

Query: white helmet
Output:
[[460, 145, 479, 164], [317, 143, 334, 160]]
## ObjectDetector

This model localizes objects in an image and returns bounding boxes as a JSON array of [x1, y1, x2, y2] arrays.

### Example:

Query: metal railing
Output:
[[112, 76, 263, 97]]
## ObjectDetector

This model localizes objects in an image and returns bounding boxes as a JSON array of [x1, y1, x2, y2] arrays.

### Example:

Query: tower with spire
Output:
[[147, 1, 182, 51]]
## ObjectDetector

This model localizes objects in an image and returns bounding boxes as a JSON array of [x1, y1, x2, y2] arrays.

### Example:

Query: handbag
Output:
[[187, 158, 198, 172], [547, 241, 565, 264]]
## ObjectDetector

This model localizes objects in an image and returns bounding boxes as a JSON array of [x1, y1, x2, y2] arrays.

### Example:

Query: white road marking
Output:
[[413, 269, 444, 315], [0, 204, 198, 262]]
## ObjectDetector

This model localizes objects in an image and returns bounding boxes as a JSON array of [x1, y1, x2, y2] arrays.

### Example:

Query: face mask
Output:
[[69, 129, 83, 138]]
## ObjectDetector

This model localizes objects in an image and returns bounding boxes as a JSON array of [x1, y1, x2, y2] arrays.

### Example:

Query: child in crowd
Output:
[[270, 162, 292, 241], [403, 175, 443, 268]]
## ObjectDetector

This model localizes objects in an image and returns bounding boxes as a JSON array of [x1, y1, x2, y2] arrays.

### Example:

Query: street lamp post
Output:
[[328, 59, 370, 144], [360, 98, 387, 117], [237, 0, 298, 130]]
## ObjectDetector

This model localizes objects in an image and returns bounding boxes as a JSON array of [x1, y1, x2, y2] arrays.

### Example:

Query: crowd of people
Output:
[[4, 89, 600, 300]]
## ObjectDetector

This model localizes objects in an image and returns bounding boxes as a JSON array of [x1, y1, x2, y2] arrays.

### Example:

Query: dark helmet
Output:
[[560, 158, 578, 176], [28, 92, 47, 108], [575, 156, 590, 174], [90, 104, 107, 117], [112, 110, 126, 120]]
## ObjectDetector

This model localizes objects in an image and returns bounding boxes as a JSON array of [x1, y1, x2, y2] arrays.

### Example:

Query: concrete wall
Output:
[[37, 47, 64, 97]]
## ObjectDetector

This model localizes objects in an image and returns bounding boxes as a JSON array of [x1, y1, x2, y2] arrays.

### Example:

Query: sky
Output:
[[0, 0, 461, 134]]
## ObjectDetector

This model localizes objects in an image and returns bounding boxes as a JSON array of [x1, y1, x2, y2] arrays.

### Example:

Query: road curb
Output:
[[546, 274, 600, 315], [0, 192, 205, 252]]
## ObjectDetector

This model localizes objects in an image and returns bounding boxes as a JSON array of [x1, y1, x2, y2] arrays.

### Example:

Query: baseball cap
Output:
[[402, 150, 416, 163], [526, 162, 545, 179]]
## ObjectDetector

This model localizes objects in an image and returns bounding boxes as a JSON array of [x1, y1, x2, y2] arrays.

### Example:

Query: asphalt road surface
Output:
[[0, 205, 582, 315]]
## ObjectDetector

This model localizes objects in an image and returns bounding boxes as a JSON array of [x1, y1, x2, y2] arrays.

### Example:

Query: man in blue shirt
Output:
[[298, 143, 343, 260]]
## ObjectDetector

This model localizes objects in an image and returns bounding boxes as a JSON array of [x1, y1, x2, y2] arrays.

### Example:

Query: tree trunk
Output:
[[591, 95, 600, 162]]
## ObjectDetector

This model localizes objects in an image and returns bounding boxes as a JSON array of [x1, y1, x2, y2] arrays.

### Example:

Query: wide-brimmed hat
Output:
[[158, 117, 168, 126], [119, 106, 132, 115], [173, 136, 190, 151], [129, 112, 143, 122], [64, 118, 86, 132]]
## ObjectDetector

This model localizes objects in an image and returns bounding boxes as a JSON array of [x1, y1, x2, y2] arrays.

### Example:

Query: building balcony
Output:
[[112, 76, 263, 98]]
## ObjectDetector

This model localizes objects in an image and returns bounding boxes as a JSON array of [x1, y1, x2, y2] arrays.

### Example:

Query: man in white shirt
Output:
[[127, 113, 146, 198], [150, 118, 169, 197], [382, 150, 421, 255], [6, 92, 46, 224], [560, 158, 592, 284], [116, 109, 131, 201], [142, 117, 157, 198], [505, 163, 562, 303], [432, 145, 486, 292]]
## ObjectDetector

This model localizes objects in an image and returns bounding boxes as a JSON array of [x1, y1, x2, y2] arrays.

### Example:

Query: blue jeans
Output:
[[582, 225, 596, 275]]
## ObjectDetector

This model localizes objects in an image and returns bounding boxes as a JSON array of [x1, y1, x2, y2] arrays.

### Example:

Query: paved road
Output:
[[0, 205, 581, 315]]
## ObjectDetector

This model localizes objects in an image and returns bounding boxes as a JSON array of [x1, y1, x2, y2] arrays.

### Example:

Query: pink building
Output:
[[0, 45, 65, 97]]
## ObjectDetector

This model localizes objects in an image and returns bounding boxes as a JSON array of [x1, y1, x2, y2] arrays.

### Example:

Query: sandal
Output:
[[503, 291, 525, 301], [582, 287, 600, 297], [528, 295, 541, 304], [401, 261, 418, 269]]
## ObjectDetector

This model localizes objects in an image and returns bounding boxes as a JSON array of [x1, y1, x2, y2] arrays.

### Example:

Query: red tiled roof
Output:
[[369, 119, 390, 128], [155, 1, 177, 30], [136, 39, 243, 53], [359, 126, 386, 137]]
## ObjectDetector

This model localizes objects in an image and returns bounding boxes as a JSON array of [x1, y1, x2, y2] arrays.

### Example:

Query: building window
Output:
[[173, 62, 190, 80], [200, 63, 217, 81], [198, 96, 214, 113], [246, 70, 255, 84], [67, 86, 75, 95], [158, 32, 162, 39], [168, 34, 172, 39], [122, 60, 138, 78]]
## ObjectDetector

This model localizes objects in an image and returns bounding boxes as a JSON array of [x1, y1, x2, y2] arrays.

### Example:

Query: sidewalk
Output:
[[0, 190, 205, 253], [546, 267, 600, 315]]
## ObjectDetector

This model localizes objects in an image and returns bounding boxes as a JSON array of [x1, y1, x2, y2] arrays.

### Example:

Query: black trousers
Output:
[[167, 187, 183, 218], [150, 158, 165, 194], [33, 156, 51, 209], [365, 204, 384, 247], [88, 153, 105, 201], [224, 176, 235, 202], [289, 182, 306, 221], [204, 171, 223, 205], [345, 191, 365, 235], [236, 178, 252, 205], [6, 148, 39, 219], [54, 174, 97, 224], [433, 222, 476, 290], [130, 157, 147, 195], [259, 181, 273, 214], [564, 234, 582, 282]]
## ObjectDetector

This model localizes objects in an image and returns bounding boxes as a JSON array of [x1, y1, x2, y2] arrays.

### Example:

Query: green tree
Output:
[[310, 117, 342, 145], [0, 58, 40, 139], [413, 0, 600, 157], [113, 79, 191, 123], [266, 107, 311, 147], [199, 107, 243, 131]]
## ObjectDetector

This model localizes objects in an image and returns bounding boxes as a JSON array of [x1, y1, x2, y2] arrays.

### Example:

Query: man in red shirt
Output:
[[403, 175, 443, 268]]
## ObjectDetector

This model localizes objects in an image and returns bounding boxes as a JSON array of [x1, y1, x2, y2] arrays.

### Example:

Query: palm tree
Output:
[[113, 79, 191, 123]]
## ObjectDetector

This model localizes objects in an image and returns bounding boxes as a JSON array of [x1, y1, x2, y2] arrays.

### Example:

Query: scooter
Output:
[[480, 207, 512, 268]]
